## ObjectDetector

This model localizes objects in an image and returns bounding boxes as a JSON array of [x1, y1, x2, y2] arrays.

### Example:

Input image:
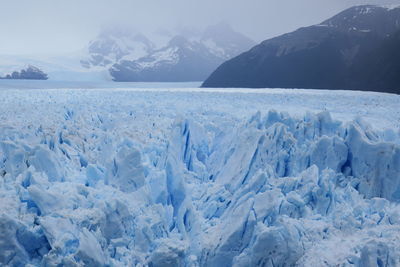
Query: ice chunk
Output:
[[108, 145, 145, 192], [0, 215, 30, 266], [346, 123, 400, 201]]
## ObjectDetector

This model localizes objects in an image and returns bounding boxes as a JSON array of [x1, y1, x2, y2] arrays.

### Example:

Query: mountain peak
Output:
[[319, 5, 400, 36], [203, 5, 400, 94], [106, 24, 254, 82], [81, 27, 156, 69]]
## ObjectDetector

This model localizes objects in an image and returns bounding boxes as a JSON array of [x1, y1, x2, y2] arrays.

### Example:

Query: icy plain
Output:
[[0, 88, 399, 266]]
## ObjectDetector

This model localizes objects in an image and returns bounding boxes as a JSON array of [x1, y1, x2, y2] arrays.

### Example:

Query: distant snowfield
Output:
[[0, 88, 399, 266]]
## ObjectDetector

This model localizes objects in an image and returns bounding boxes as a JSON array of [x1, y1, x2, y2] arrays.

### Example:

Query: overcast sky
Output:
[[1, 0, 399, 55]]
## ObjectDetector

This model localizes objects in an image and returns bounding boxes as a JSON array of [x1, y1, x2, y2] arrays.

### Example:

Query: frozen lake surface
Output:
[[0, 87, 399, 266]]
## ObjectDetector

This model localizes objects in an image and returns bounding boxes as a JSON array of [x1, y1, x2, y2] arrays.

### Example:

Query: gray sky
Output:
[[1, 0, 399, 55]]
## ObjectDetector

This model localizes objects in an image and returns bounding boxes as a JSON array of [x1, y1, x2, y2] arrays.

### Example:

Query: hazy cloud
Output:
[[1, 0, 399, 55]]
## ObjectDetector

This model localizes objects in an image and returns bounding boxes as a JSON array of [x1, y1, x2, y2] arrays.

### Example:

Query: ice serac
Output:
[[108, 144, 145, 192], [0, 106, 400, 266], [346, 122, 400, 201]]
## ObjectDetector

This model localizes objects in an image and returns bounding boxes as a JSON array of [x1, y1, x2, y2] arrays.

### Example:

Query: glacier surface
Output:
[[0, 88, 399, 266]]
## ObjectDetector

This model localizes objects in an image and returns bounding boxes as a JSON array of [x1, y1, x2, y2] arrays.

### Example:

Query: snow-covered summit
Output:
[[319, 5, 400, 35], [109, 34, 221, 82], [80, 28, 156, 69], [109, 23, 255, 82]]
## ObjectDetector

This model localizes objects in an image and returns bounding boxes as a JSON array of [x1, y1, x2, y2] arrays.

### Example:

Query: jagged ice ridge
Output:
[[0, 89, 399, 266]]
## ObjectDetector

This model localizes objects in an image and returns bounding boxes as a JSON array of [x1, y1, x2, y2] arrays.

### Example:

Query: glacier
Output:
[[0, 88, 399, 266]]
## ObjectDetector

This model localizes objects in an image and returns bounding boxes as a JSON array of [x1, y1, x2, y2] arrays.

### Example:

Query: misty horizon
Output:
[[1, 0, 400, 55]]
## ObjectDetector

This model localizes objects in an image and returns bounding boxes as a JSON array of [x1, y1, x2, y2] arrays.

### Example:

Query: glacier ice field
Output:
[[0, 88, 399, 266]]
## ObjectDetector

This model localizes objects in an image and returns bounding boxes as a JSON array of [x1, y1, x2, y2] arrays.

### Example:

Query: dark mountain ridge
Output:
[[202, 5, 400, 94]]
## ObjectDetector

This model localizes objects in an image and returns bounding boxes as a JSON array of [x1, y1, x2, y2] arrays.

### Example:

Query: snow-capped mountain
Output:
[[319, 5, 400, 36], [109, 35, 223, 82], [80, 28, 156, 69], [108, 23, 255, 82], [203, 5, 400, 94]]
